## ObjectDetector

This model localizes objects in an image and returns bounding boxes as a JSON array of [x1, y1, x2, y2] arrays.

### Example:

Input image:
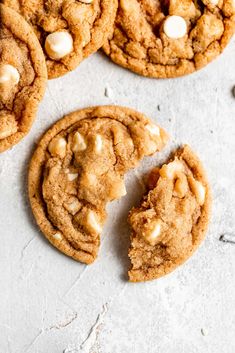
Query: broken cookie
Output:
[[103, 0, 235, 78], [3, 0, 118, 78], [128, 145, 212, 282], [0, 4, 47, 153], [28, 105, 168, 264]]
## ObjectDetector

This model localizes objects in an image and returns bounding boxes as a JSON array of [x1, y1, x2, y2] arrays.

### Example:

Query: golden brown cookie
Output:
[[103, 0, 235, 78], [3, 0, 118, 79], [0, 4, 47, 153], [28, 105, 168, 264], [128, 145, 212, 282]]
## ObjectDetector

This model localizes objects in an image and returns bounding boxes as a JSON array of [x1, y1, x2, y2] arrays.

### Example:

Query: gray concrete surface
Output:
[[1, 38, 235, 353]]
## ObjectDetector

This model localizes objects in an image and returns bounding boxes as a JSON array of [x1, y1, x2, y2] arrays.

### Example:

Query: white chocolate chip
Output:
[[53, 232, 63, 241], [145, 219, 162, 245], [94, 134, 103, 153], [0, 64, 20, 85], [145, 124, 160, 136], [163, 15, 187, 39], [189, 177, 206, 206], [209, 0, 219, 5], [67, 173, 78, 181], [45, 32, 73, 60], [48, 137, 67, 158], [160, 160, 184, 179], [72, 132, 87, 152], [79, 0, 93, 3], [87, 210, 102, 234]]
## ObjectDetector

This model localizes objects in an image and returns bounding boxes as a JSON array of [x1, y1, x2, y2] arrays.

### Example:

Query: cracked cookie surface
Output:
[[103, 0, 235, 78], [3, 0, 118, 78], [28, 105, 168, 264], [0, 4, 47, 153], [128, 145, 212, 282]]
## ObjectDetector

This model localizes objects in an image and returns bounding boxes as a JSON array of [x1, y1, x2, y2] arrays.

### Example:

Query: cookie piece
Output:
[[3, 0, 118, 79], [28, 106, 168, 264], [0, 4, 47, 153], [103, 0, 235, 78], [128, 145, 212, 282]]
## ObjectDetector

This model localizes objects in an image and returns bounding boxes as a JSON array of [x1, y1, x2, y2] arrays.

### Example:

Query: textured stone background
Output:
[[1, 38, 235, 353]]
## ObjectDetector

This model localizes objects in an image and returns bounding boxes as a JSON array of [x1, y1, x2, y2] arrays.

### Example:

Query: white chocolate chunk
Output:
[[109, 180, 127, 199], [145, 124, 160, 136], [67, 173, 78, 181], [145, 219, 162, 245], [0, 64, 20, 85], [160, 160, 184, 179], [209, 0, 219, 5], [174, 173, 188, 198], [189, 177, 206, 206], [163, 16, 187, 39], [72, 132, 87, 152], [45, 32, 73, 60], [53, 232, 63, 241], [65, 199, 81, 215], [48, 137, 67, 158], [0, 128, 15, 139], [94, 134, 103, 153], [120, 0, 136, 12], [87, 210, 102, 234], [79, 0, 93, 3], [0, 118, 18, 139], [85, 173, 97, 185]]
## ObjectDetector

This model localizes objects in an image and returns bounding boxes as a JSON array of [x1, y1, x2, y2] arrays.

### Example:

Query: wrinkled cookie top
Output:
[[3, 0, 118, 78], [128, 145, 212, 282], [0, 4, 47, 153], [103, 0, 235, 78], [28, 106, 168, 264]]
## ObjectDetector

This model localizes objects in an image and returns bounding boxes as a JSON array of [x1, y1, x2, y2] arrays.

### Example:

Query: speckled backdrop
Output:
[[1, 37, 235, 353]]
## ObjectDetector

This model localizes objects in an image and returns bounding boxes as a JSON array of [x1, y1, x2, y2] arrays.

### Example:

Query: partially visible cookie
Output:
[[128, 145, 212, 282], [28, 106, 168, 264], [3, 0, 118, 79], [0, 4, 47, 153], [103, 0, 235, 78]]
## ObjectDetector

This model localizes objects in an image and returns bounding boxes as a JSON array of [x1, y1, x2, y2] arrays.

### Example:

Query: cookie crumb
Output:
[[201, 328, 208, 336], [219, 233, 235, 244], [157, 105, 161, 111], [232, 86, 235, 98], [104, 86, 112, 98]]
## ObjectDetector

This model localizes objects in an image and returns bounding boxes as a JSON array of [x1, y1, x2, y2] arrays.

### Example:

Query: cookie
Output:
[[0, 4, 47, 153], [103, 0, 235, 78], [3, 0, 118, 79], [128, 145, 212, 282], [28, 106, 168, 264]]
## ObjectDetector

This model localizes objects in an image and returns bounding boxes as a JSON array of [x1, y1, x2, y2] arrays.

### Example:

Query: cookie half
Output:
[[103, 0, 235, 78], [128, 145, 212, 282], [0, 4, 47, 153], [3, 0, 118, 79], [28, 106, 168, 264]]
